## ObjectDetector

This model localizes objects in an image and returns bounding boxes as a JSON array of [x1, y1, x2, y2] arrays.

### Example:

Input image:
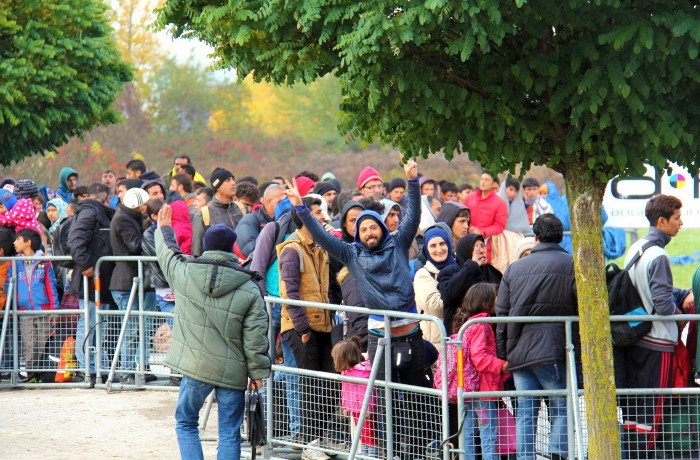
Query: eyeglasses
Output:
[[474, 242, 486, 249], [363, 184, 383, 191]]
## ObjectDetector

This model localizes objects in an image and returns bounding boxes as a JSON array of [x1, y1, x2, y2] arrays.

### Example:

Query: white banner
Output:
[[603, 162, 700, 228]]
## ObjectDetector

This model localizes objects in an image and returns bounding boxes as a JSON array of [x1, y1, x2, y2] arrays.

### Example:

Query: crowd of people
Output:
[[0, 155, 694, 460]]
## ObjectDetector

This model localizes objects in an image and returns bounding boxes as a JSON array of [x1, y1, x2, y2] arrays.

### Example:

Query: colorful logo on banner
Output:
[[670, 174, 686, 189]]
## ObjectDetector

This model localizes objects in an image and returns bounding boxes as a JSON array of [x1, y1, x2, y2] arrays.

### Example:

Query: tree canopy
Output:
[[156, 0, 700, 183], [0, 0, 132, 166]]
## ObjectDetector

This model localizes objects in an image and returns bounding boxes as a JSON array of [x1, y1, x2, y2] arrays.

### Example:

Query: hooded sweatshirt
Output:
[[56, 167, 78, 204], [0, 197, 43, 235]]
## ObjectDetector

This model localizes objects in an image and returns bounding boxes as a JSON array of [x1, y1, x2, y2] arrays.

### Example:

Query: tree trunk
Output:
[[566, 159, 621, 459]]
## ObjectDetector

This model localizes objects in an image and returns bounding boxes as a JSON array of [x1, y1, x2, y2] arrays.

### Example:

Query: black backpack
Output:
[[50, 216, 75, 269], [606, 240, 656, 347], [242, 213, 296, 270]]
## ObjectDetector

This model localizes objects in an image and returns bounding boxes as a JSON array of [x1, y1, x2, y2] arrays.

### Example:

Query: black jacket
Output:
[[191, 196, 244, 256], [67, 199, 114, 300], [495, 242, 579, 370], [236, 208, 275, 258], [142, 225, 169, 290], [337, 267, 368, 351], [109, 204, 145, 291], [437, 261, 502, 336]]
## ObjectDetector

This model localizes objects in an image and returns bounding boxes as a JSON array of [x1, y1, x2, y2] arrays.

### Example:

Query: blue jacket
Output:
[[6, 252, 59, 311], [296, 178, 420, 315]]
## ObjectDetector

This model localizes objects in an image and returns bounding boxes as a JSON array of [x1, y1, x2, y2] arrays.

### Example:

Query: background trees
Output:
[[154, 1, 700, 456], [0, 0, 132, 166]]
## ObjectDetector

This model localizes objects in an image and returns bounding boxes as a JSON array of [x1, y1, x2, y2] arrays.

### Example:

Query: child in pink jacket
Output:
[[0, 190, 44, 235]]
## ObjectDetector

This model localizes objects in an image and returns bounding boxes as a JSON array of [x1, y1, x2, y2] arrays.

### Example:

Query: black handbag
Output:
[[247, 383, 266, 459]]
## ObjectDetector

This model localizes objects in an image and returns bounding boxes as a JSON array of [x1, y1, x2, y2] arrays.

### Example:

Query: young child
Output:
[[0, 190, 44, 235], [6, 229, 59, 382], [435, 282, 509, 460], [331, 336, 378, 457]]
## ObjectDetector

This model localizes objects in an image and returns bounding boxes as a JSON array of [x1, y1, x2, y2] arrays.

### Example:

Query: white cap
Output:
[[303, 193, 331, 223], [122, 188, 150, 210]]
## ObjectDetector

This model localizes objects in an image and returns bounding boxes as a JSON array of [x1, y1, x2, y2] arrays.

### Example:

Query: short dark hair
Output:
[[103, 169, 116, 176], [181, 164, 196, 178], [258, 181, 275, 197], [292, 196, 322, 229], [172, 174, 194, 194], [522, 177, 539, 189], [72, 186, 89, 199], [646, 194, 682, 227], [359, 197, 384, 214], [533, 213, 564, 243], [175, 155, 191, 164], [440, 181, 459, 195], [295, 171, 319, 182], [17, 228, 41, 252], [0, 227, 16, 256], [146, 199, 166, 219], [236, 182, 260, 202], [492, 176, 501, 186], [238, 176, 258, 186], [196, 187, 214, 202], [126, 159, 146, 174], [87, 183, 110, 203], [505, 178, 520, 191]]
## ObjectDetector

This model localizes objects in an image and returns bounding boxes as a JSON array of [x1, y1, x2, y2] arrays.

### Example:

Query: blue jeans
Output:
[[175, 375, 245, 460], [279, 335, 301, 436], [270, 303, 281, 360], [156, 295, 175, 330], [111, 290, 156, 379], [463, 399, 500, 460], [75, 299, 108, 374], [513, 362, 568, 459]]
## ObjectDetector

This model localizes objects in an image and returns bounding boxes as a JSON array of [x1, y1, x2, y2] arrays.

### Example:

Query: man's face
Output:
[[195, 192, 209, 211], [310, 205, 326, 225], [421, 182, 435, 196], [174, 157, 189, 170], [321, 190, 337, 208], [358, 218, 384, 250], [384, 206, 400, 233], [102, 172, 116, 189], [217, 177, 237, 200], [360, 179, 383, 198], [523, 186, 539, 201], [264, 188, 286, 214], [344, 208, 362, 238], [441, 191, 457, 202], [146, 185, 164, 201], [117, 184, 128, 202], [452, 215, 470, 241], [67, 174, 78, 191], [457, 188, 471, 202], [389, 187, 404, 203], [479, 173, 493, 193], [658, 208, 683, 237], [137, 204, 149, 216], [169, 179, 179, 192], [505, 185, 519, 202]]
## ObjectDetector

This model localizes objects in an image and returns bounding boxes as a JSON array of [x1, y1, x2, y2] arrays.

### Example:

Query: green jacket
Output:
[[156, 226, 270, 390]]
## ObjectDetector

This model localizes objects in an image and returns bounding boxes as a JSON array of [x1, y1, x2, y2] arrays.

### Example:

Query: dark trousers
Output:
[[614, 345, 674, 459], [368, 327, 427, 459], [281, 329, 339, 442]]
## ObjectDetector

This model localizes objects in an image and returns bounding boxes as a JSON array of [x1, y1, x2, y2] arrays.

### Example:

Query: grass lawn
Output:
[[609, 228, 700, 290]]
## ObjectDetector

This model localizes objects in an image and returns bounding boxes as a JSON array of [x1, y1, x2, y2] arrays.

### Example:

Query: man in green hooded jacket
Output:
[[155, 204, 270, 460]]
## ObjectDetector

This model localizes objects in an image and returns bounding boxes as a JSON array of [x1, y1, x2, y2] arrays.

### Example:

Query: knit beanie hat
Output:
[[202, 224, 237, 253], [0, 190, 18, 211], [321, 172, 336, 182], [389, 177, 406, 192], [514, 236, 536, 259], [357, 166, 382, 190], [15, 179, 39, 199], [312, 181, 336, 197], [210, 168, 235, 191], [295, 176, 316, 197]]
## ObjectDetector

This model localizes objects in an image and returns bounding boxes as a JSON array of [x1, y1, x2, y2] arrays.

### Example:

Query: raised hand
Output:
[[403, 158, 417, 180], [284, 178, 303, 207], [157, 203, 173, 227]]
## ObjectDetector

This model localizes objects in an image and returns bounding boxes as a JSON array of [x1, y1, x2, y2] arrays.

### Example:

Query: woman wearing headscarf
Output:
[[415, 226, 457, 349], [46, 198, 69, 234], [437, 233, 503, 335]]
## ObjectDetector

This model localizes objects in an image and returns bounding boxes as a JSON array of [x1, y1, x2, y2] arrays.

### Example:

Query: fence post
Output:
[[106, 276, 140, 392], [384, 315, 394, 460], [137, 261, 145, 385], [265, 299, 273, 460], [565, 319, 585, 457]]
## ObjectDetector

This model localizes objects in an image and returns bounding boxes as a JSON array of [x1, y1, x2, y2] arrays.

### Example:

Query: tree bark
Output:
[[566, 159, 622, 459]]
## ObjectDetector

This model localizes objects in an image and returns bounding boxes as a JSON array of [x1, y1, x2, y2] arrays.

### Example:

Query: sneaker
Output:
[[281, 433, 305, 450], [301, 439, 331, 460], [321, 438, 347, 452], [122, 376, 136, 385]]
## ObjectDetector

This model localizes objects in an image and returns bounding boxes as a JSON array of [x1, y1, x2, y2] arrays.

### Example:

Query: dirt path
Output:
[[1, 387, 222, 459]]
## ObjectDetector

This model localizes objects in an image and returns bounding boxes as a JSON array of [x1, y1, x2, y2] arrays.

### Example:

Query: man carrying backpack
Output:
[[614, 194, 684, 458]]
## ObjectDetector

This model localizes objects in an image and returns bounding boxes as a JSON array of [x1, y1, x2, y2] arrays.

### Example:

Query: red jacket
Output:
[[0, 198, 43, 235], [466, 312, 508, 397], [464, 190, 507, 260], [170, 201, 193, 255]]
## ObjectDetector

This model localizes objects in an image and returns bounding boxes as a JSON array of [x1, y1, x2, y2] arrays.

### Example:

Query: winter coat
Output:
[[0, 198, 43, 235], [277, 231, 331, 335], [437, 261, 502, 336], [7, 251, 59, 311], [170, 200, 193, 255], [337, 267, 368, 349], [466, 313, 507, 396], [191, 196, 244, 256], [296, 178, 421, 320], [109, 204, 145, 291], [142, 225, 169, 290], [67, 199, 114, 299], [415, 261, 444, 350], [56, 167, 77, 204], [156, 226, 271, 390], [250, 213, 297, 297], [495, 242, 579, 370], [464, 190, 508, 260], [236, 208, 275, 258]]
